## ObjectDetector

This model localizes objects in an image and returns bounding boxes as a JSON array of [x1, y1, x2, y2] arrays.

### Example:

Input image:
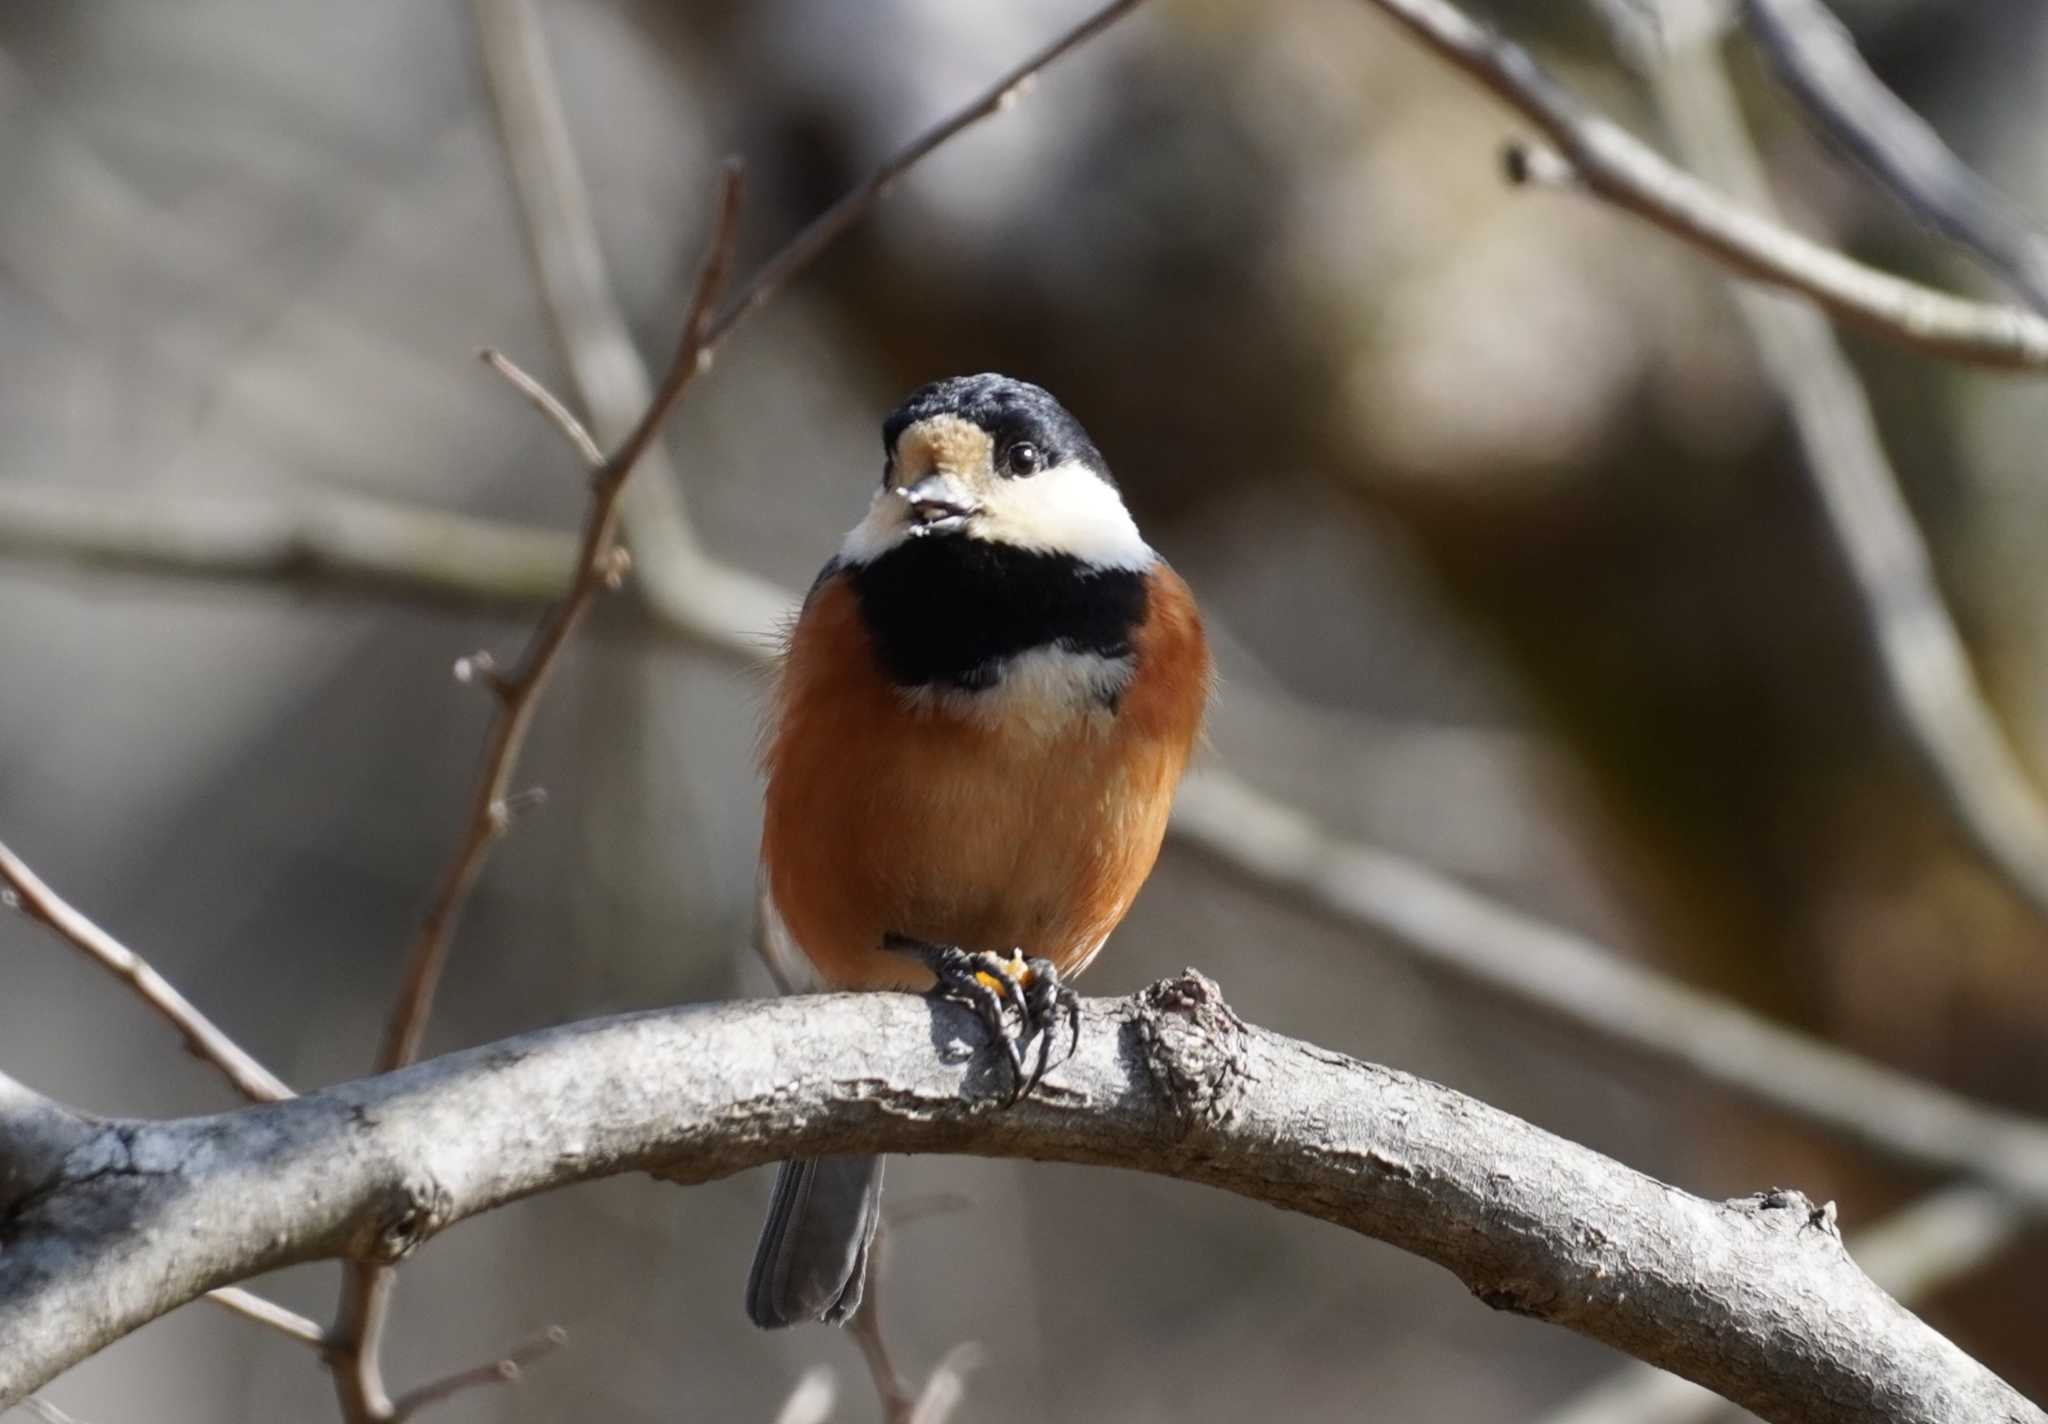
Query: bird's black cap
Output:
[[882, 373, 1109, 483]]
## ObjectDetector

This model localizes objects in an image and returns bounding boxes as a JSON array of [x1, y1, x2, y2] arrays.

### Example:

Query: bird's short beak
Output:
[[894, 474, 978, 535]]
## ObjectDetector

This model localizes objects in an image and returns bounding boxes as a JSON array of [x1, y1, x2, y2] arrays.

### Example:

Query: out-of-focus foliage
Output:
[[2, 1, 2045, 1418]]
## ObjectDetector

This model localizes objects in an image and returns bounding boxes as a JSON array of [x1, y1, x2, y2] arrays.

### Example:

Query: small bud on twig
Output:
[[601, 546, 632, 590], [453, 651, 500, 688]]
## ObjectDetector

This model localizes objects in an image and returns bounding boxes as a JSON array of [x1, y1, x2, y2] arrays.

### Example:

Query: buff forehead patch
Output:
[[891, 415, 994, 482]]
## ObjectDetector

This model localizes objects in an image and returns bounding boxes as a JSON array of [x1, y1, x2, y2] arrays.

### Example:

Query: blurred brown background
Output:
[[3, 0, 2046, 1419]]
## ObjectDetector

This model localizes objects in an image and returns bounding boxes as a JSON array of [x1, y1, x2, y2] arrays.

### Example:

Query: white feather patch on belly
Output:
[[902, 645, 1134, 737]]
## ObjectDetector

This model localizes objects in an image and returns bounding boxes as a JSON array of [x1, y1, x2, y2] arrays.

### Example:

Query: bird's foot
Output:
[[880, 935, 1078, 1102]]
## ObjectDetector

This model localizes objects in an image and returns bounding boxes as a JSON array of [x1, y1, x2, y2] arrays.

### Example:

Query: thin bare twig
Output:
[[207, 1286, 329, 1348], [1742, 0, 2048, 314], [471, 0, 792, 652], [0, 839, 291, 1103], [17, 1398, 86, 1424], [386, 1325, 568, 1423], [477, 348, 605, 467], [846, 1221, 921, 1424], [327, 162, 742, 1424], [1357, 0, 2048, 369], [848, 1298, 916, 1423], [373, 162, 744, 1079], [327, 1267, 397, 1424], [845, 1211, 985, 1424]]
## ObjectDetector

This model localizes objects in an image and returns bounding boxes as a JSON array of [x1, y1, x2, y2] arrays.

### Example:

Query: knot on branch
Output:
[[1471, 1277, 1556, 1318], [357, 1174, 453, 1263], [0, 1085, 95, 1222], [1731, 1186, 1844, 1243], [1135, 971, 1248, 1138]]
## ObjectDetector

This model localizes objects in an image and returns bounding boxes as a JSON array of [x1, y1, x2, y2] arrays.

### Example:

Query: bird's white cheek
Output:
[[974, 464, 1152, 569]]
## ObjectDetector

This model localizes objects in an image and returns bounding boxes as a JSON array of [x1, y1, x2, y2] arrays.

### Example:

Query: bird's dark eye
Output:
[[1005, 441, 1043, 477]]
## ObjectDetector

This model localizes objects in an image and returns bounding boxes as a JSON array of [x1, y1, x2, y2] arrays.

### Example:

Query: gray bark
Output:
[[0, 974, 2038, 1422]]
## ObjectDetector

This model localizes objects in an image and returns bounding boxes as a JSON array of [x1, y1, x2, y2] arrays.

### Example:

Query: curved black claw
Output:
[[880, 935, 1080, 1102], [1019, 956, 1080, 1098], [881, 933, 1031, 1090]]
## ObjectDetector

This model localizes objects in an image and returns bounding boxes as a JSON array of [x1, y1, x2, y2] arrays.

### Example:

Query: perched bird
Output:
[[747, 373, 1210, 1329]]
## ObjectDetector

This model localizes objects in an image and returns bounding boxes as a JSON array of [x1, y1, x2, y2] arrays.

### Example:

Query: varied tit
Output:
[[746, 372, 1210, 1329]]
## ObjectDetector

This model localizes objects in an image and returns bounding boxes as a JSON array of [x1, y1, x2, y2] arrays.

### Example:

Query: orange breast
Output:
[[761, 564, 1208, 990]]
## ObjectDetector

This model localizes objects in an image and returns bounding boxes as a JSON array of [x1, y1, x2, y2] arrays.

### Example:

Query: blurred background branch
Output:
[[1612, 0, 2048, 944], [1363, 0, 2048, 368], [1741, 0, 2048, 314]]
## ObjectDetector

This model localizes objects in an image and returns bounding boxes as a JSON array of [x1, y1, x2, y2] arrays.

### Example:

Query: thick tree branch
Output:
[[0, 1073, 94, 1224], [1742, 0, 2048, 314], [1353, 0, 2048, 370], [0, 976, 2037, 1424], [1535, 1183, 2030, 1424]]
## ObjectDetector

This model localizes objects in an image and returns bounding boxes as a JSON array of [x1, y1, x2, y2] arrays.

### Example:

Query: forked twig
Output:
[[386, 1326, 568, 1423], [372, 162, 744, 1078], [328, 167, 742, 1424]]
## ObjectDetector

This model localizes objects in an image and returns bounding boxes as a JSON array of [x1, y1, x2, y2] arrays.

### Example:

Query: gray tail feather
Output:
[[745, 1154, 885, 1328]]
